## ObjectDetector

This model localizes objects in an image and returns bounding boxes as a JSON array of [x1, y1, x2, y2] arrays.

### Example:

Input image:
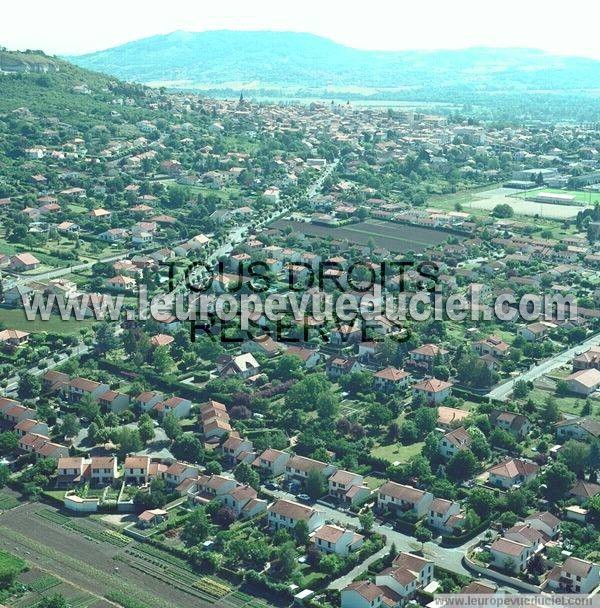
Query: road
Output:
[[486, 331, 600, 400], [267, 488, 513, 591]]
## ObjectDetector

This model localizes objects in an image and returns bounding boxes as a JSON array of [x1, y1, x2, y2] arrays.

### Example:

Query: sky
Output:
[[3, 0, 600, 58]]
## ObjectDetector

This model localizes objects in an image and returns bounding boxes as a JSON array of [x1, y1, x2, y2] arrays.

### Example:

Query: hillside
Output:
[[0, 49, 146, 120], [68, 30, 600, 97]]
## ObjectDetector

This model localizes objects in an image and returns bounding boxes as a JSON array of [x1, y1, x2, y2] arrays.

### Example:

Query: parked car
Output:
[[297, 493, 311, 503]]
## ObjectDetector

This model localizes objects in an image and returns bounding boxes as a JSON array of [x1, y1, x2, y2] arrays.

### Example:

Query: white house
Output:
[[311, 524, 364, 556], [267, 499, 325, 533], [377, 482, 433, 518]]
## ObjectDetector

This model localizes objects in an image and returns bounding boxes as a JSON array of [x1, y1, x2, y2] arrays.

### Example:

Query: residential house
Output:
[[90, 456, 117, 485], [409, 344, 448, 369], [377, 482, 433, 518], [490, 410, 531, 438], [216, 353, 260, 378], [267, 499, 325, 533], [326, 357, 361, 379], [412, 378, 453, 404], [286, 346, 320, 368], [285, 455, 336, 484], [163, 462, 199, 489], [124, 456, 151, 485], [489, 538, 533, 572], [311, 524, 364, 556], [153, 396, 192, 419], [565, 368, 600, 396], [555, 417, 600, 441], [98, 390, 130, 414], [138, 509, 168, 528], [373, 368, 411, 393], [473, 336, 510, 358], [523, 511, 561, 539], [252, 449, 291, 477], [56, 457, 87, 486], [546, 557, 600, 594], [439, 427, 471, 460], [487, 458, 539, 489], [428, 498, 463, 533], [9, 253, 40, 271]]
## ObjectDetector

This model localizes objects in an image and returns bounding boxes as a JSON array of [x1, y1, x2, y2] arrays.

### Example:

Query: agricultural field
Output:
[[271, 218, 461, 253], [0, 502, 280, 608]]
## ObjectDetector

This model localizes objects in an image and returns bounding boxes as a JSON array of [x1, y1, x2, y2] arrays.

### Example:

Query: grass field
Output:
[[371, 441, 424, 463], [515, 187, 600, 205], [271, 218, 460, 253], [0, 306, 95, 335], [528, 387, 599, 416]]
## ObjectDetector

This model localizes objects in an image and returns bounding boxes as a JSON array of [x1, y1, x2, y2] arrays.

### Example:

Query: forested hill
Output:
[[0, 49, 148, 119], [69, 30, 600, 95]]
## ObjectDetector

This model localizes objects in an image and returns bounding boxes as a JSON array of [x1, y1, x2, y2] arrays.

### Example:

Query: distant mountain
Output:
[[68, 30, 600, 97]]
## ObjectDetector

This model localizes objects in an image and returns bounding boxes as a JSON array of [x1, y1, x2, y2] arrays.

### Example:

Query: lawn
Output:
[[0, 306, 95, 336], [371, 441, 424, 463], [528, 388, 598, 416]]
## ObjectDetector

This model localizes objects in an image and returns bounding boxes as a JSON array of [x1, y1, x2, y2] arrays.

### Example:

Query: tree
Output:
[[359, 510, 375, 534], [275, 542, 297, 579], [413, 407, 438, 438], [0, 431, 19, 455], [151, 346, 174, 374], [77, 393, 100, 421], [38, 594, 68, 608], [541, 462, 575, 503], [414, 525, 433, 550], [162, 411, 182, 440], [0, 464, 10, 489], [306, 469, 326, 499], [513, 380, 530, 399], [319, 553, 344, 576], [540, 396, 560, 427], [181, 507, 211, 546], [138, 414, 155, 443], [558, 440, 590, 476], [468, 488, 497, 517], [94, 322, 119, 355], [61, 413, 80, 439], [114, 427, 142, 459], [493, 204, 514, 218], [446, 449, 478, 482], [234, 462, 260, 489], [293, 519, 309, 545], [464, 509, 481, 531], [18, 372, 41, 399], [213, 506, 236, 527], [171, 434, 204, 463], [468, 427, 491, 461]]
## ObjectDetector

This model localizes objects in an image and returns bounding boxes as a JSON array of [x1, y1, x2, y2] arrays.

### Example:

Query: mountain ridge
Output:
[[67, 30, 600, 95]]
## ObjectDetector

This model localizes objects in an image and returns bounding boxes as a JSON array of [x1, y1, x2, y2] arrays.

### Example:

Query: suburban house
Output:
[[90, 456, 117, 485], [328, 470, 371, 505], [341, 581, 386, 608], [285, 455, 337, 484], [373, 367, 411, 393], [286, 346, 320, 368], [200, 400, 232, 439], [473, 336, 510, 358], [135, 391, 164, 412], [487, 458, 539, 489], [221, 485, 268, 519], [428, 498, 463, 533], [124, 456, 151, 485], [216, 353, 261, 378], [489, 537, 533, 572], [64, 377, 109, 403], [436, 406, 469, 430], [565, 368, 600, 396], [412, 378, 453, 404], [546, 557, 600, 594], [517, 322, 550, 342], [252, 449, 291, 477], [377, 482, 433, 518], [489, 410, 531, 438], [9, 253, 40, 271], [373, 553, 434, 605], [98, 390, 130, 414], [163, 462, 199, 489], [439, 427, 472, 460], [326, 357, 361, 379], [267, 499, 325, 533], [57, 457, 87, 486], [14, 419, 49, 438], [555, 417, 600, 441], [0, 329, 30, 349], [311, 524, 364, 556], [523, 512, 561, 539], [572, 345, 600, 371], [221, 435, 255, 463], [153, 396, 192, 419], [138, 509, 168, 529], [409, 344, 448, 368]]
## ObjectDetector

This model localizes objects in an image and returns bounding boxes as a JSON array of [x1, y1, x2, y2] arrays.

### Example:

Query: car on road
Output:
[[296, 493, 311, 503], [264, 482, 278, 491]]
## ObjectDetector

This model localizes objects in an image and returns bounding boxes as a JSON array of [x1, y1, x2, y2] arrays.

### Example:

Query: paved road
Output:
[[267, 488, 503, 589], [486, 331, 600, 400]]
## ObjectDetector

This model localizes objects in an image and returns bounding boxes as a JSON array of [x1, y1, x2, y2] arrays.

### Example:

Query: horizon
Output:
[[3, 0, 600, 59]]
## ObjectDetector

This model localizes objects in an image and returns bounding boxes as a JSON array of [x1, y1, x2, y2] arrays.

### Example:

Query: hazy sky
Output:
[[3, 0, 600, 58]]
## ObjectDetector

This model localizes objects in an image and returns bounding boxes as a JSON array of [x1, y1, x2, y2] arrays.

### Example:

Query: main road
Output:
[[486, 331, 600, 401]]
